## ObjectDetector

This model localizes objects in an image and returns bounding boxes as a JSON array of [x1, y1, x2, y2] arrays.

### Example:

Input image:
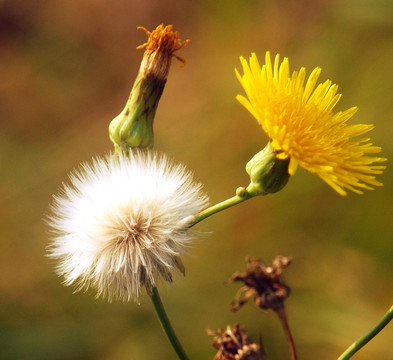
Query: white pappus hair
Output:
[[47, 150, 209, 302]]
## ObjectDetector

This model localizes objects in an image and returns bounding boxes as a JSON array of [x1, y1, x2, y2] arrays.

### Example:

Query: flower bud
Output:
[[109, 24, 189, 152], [245, 142, 290, 195]]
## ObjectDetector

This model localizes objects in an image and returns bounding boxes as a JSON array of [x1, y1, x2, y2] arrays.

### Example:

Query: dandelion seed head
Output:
[[47, 151, 208, 302]]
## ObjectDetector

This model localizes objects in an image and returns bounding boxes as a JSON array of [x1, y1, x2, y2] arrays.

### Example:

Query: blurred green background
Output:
[[1, 0, 392, 359]]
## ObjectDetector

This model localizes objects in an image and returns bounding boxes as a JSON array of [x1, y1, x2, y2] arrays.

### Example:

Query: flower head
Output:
[[208, 324, 266, 360], [47, 151, 208, 302], [236, 52, 387, 195], [229, 256, 291, 312]]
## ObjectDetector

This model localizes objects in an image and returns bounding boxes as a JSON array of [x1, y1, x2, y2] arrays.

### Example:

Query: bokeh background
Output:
[[1, 0, 392, 359]]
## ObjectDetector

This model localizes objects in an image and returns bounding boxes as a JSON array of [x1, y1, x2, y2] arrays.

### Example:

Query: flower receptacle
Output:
[[246, 142, 290, 195]]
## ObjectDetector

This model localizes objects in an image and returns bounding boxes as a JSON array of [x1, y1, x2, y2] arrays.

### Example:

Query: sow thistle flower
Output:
[[47, 151, 208, 302], [237, 52, 386, 196]]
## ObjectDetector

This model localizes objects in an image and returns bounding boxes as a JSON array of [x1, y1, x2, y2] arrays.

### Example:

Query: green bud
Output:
[[246, 142, 290, 195], [236, 186, 248, 198]]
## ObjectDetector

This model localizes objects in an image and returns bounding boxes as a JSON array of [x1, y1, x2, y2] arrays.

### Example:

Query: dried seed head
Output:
[[229, 256, 292, 312], [207, 324, 266, 360]]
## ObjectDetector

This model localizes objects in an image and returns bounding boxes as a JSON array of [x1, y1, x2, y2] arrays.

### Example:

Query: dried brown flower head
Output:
[[229, 256, 292, 312], [137, 24, 190, 80], [207, 324, 266, 360]]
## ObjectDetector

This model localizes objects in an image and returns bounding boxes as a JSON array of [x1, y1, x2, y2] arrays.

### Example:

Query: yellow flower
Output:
[[236, 52, 387, 196]]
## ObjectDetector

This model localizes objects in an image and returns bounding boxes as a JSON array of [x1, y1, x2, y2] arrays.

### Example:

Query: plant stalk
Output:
[[337, 304, 393, 360], [150, 286, 190, 360], [190, 186, 259, 228], [275, 306, 298, 360]]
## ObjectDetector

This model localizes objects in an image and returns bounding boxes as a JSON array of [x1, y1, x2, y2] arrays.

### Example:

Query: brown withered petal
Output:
[[229, 256, 292, 312], [137, 24, 190, 80], [207, 324, 266, 360]]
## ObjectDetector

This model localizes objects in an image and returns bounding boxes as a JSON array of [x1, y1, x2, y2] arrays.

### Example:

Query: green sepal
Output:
[[246, 142, 290, 195]]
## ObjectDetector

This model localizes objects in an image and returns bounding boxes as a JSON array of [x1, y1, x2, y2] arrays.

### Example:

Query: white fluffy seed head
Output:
[[47, 150, 209, 302]]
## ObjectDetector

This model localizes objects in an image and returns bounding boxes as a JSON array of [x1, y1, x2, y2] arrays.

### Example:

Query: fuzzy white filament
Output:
[[47, 151, 209, 302]]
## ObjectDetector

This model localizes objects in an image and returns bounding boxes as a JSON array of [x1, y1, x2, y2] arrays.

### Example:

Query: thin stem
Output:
[[275, 307, 298, 360], [150, 287, 190, 360], [337, 304, 393, 360], [190, 186, 259, 228]]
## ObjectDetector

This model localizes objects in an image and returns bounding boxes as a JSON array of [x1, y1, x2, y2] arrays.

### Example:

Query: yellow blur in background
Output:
[[0, 1, 392, 359]]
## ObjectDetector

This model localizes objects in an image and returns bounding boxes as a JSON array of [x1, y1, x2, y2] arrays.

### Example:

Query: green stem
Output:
[[190, 186, 259, 228], [150, 287, 190, 360], [337, 304, 393, 360]]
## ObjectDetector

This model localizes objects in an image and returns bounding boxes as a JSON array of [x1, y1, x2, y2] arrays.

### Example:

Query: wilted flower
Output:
[[137, 24, 189, 80], [229, 256, 291, 312], [208, 324, 266, 360], [236, 52, 387, 195], [47, 150, 208, 302], [229, 257, 297, 360], [109, 24, 189, 151]]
